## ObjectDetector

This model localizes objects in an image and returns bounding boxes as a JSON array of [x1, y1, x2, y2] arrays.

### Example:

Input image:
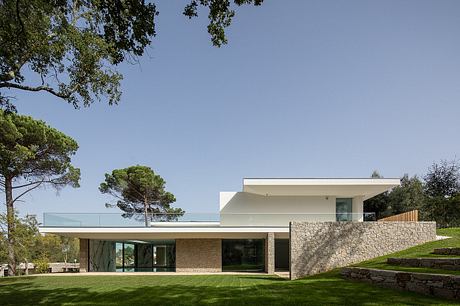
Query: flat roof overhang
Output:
[[39, 226, 289, 240], [243, 178, 400, 200]]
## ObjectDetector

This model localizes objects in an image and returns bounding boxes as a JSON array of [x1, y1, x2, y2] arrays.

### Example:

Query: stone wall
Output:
[[79, 239, 89, 272], [265, 233, 275, 274], [387, 258, 460, 271], [341, 267, 460, 300], [290, 221, 436, 279], [433, 248, 460, 256], [176, 239, 221, 272]]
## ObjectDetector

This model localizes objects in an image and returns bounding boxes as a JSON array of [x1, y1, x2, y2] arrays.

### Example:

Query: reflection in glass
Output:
[[222, 239, 265, 272], [336, 198, 352, 221]]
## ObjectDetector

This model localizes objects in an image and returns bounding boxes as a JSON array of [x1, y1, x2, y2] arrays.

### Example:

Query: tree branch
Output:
[[12, 180, 44, 204], [0, 82, 70, 100], [12, 181, 43, 190]]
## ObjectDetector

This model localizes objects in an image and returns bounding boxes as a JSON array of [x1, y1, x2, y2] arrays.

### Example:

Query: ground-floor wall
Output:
[[176, 239, 222, 272], [289, 221, 437, 280], [79, 234, 281, 273]]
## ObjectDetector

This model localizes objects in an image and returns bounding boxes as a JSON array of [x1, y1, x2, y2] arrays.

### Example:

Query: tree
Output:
[[100, 165, 184, 227], [0, 213, 40, 275], [387, 174, 425, 215], [0, 0, 263, 111], [423, 160, 460, 227], [363, 170, 390, 220], [0, 110, 80, 275]]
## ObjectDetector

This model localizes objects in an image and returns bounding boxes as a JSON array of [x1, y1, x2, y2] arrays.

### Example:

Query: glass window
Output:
[[222, 239, 265, 272], [336, 198, 352, 221], [115, 242, 124, 272]]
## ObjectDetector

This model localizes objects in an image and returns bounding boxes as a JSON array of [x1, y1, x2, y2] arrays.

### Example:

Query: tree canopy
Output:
[[0, 110, 80, 275], [99, 165, 184, 226], [0, 0, 263, 111]]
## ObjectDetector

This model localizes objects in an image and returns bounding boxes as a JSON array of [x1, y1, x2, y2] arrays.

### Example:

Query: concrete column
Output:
[[79, 239, 89, 272], [265, 232, 275, 274]]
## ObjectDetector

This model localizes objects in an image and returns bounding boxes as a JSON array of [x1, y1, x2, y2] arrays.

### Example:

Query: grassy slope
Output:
[[0, 272, 457, 305], [1, 228, 459, 305], [356, 228, 460, 275]]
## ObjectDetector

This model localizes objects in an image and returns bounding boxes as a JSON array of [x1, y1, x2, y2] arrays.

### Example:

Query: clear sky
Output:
[[4, 0, 460, 220]]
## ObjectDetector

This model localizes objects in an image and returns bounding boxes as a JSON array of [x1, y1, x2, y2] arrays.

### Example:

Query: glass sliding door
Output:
[[115, 240, 175, 272], [222, 239, 265, 272], [123, 243, 135, 272], [336, 198, 352, 221]]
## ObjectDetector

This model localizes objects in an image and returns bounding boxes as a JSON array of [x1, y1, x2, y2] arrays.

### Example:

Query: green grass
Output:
[[1, 228, 459, 305], [0, 271, 457, 305], [356, 228, 460, 275]]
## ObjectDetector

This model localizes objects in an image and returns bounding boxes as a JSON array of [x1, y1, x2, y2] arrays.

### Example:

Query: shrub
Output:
[[34, 257, 50, 274]]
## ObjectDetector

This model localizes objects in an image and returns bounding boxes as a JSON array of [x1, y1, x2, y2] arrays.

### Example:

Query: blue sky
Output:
[[4, 0, 460, 220]]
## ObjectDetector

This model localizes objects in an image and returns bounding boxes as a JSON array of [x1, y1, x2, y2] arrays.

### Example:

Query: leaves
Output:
[[99, 165, 184, 225], [0, 0, 264, 109], [0, 110, 80, 200]]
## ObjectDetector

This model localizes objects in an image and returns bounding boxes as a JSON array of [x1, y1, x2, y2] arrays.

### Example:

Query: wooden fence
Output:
[[378, 210, 419, 222]]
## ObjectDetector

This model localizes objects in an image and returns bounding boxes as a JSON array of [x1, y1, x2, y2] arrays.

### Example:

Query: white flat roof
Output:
[[243, 178, 400, 200]]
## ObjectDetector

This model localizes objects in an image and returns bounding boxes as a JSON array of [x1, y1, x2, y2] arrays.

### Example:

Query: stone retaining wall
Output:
[[388, 257, 460, 271], [341, 267, 460, 300], [290, 221, 436, 279], [433, 248, 460, 256]]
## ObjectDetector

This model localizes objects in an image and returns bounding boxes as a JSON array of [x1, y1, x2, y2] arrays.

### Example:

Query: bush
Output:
[[34, 257, 50, 274]]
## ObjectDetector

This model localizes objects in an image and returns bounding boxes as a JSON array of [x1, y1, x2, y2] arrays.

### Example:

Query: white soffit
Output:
[[243, 178, 401, 200]]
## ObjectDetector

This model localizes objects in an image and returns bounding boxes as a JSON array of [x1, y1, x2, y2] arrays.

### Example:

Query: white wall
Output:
[[220, 192, 365, 226]]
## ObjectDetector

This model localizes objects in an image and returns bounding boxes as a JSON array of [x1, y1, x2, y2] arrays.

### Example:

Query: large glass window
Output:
[[275, 239, 289, 272], [222, 239, 265, 272], [336, 198, 352, 221], [114, 240, 175, 272]]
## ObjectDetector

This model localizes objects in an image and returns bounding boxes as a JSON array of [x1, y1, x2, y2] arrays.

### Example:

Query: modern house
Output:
[[39, 178, 437, 279]]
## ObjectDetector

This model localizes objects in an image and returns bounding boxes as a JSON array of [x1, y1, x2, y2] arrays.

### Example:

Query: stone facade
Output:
[[387, 257, 460, 271], [341, 267, 460, 300], [265, 232, 275, 274], [290, 221, 436, 279], [79, 239, 89, 272], [176, 239, 222, 272]]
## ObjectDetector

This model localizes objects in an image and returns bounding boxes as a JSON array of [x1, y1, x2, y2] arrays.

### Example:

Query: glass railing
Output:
[[42, 212, 376, 227]]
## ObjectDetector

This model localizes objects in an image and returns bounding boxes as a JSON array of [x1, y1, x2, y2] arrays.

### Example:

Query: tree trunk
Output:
[[25, 258, 28, 275], [5, 176, 16, 276], [143, 198, 148, 227]]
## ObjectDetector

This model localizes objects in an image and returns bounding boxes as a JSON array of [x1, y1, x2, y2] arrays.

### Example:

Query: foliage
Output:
[[0, 0, 263, 110], [387, 175, 425, 215], [0, 110, 80, 191], [100, 165, 184, 226], [33, 257, 50, 274], [0, 110, 80, 275], [422, 160, 460, 227], [364, 161, 460, 226], [0, 214, 79, 266], [363, 170, 390, 219]]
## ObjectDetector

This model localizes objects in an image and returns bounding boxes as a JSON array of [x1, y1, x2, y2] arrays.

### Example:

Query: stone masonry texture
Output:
[[341, 267, 460, 300], [265, 232, 275, 274], [176, 239, 222, 272], [387, 257, 460, 271], [290, 221, 436, 279]]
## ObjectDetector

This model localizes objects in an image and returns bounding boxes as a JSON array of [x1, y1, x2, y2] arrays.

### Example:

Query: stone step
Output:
[[432, 248, 460, 256], [387, 257, 460, 271], [341, 267, 460, 300]]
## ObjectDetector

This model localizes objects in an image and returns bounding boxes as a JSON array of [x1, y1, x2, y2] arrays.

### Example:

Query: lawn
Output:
[[1, 228, 459, 305], [356, 227, 460, 275], [0, 271, 457, 305]]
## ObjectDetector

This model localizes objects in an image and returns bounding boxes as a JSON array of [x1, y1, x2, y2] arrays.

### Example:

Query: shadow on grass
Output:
[[0, 272, 457, 305]]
